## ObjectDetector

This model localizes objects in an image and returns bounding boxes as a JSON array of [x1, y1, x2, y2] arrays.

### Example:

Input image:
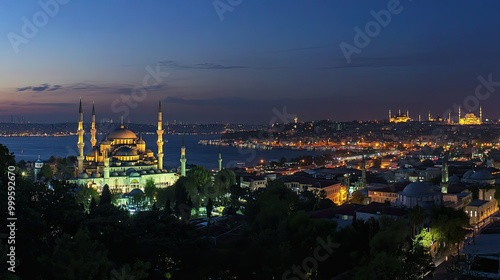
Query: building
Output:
[[309, 204, 364, 229], [461, 169, 496, 185], [396, 182, 442, 208], [367, 184, 405, 204], [461, 221, 500, 278], [355, 202, 408, 221], [282, 175, 348, 204], [389, 109, 412, 123], [238, 175, 268, 191], [465, 199, 498, 226], [68, 100, 179, 193], [458, 106, 482, 125]]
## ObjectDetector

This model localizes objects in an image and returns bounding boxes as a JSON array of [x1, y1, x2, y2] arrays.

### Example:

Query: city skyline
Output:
[[2, 1, 500, 123]]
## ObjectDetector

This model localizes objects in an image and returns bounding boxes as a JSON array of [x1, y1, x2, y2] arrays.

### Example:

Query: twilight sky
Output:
[[1, 0, 500, 124]]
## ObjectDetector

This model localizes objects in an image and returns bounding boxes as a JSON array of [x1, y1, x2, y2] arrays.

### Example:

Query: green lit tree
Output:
[[144, 178, 157, 206]]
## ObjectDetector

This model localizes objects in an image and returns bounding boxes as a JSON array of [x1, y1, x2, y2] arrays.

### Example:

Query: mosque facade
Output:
[[389, 109, 412, 123], [68, 100, 179, 193], [458, 106, 482, 125]]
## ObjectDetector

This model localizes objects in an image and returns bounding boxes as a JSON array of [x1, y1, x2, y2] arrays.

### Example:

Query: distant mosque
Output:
[[458, 106, 482, 125], [68, 100, 196, 193], [389, 109, 412, 123]]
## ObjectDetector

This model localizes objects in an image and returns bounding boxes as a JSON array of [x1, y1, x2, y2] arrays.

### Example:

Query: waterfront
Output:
[[0, 134, 325, 170]]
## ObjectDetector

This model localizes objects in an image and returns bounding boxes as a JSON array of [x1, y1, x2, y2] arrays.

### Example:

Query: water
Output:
[[0, 134, 325, 170]]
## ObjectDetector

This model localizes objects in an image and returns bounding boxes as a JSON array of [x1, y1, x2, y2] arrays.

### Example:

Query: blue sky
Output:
[[1, 0, 500, 123]]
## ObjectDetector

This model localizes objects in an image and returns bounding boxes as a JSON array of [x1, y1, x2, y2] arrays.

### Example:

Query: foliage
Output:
[[39, 164, 53, 180], [144, 178, 157, 205], [350, 190, 365, 204], [99, 184, 112, 206], [38, 228, 110, 280]]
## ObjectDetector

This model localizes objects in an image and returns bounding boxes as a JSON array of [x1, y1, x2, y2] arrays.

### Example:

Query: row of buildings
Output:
[[389, 107, 483, 125]]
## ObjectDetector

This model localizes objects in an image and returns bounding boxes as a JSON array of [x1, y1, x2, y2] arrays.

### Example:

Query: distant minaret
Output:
[[406, 110, 409, 117], [398, 109, 401, 116], [458, 106, 461, 124], [388, 109, 392, 121], [77, 99, 85, 174], [448, 111, 451, 124], [418, 114, 421, 122], [90, 102, 97, 148], [361, 154, 367, 189], [34, 155, 43, 181], [441, 157, 448, 194], [428, 111, 431, 121], [180, 136, 186, 177], [157, 100, 164, 170], [480, 106, 483, 123], [218, 150, 223, 172]]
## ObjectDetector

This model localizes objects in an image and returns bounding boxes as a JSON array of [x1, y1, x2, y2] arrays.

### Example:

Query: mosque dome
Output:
[[401, 182, 439, 197], [114, 147, 138, 156], [470, 170, 494, 180], [128, 188, 144, 197], [111, 172, 119, 177], [78, 172, 89, 179], [463, 170, 474, 179], [101, 139, 111, 146], [86, 147, 100, 156], [448, 175, 460, 183], [137, 138, 146, 144], [140, 170, 147, 175], [107, 127, 137, 140]]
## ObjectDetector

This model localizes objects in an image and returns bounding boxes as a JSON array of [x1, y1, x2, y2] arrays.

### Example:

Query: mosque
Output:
[[68, 100, 183, 193], [388, 109, 412, 123], [458, 106, 482, 125]]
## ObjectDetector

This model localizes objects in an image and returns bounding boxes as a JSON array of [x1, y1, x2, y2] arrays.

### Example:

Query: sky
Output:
[[1, 0, 500, 124]]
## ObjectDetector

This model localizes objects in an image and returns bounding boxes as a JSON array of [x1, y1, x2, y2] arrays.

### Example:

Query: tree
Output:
[[431, 207, 469, 255], [408, 205, 425, 237], [73, 185, 99, 213], [39, 164, 53, 180], [144, 178, 157, 206], [350, 191, 365, 204], [206, 198, 213, 218], [164, 198, 172, 216], [38, 229, 110, 280], [99, 184, 112, 206]]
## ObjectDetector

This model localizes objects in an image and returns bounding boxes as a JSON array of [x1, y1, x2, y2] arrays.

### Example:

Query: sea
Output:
[[0, 134, 324, 170]]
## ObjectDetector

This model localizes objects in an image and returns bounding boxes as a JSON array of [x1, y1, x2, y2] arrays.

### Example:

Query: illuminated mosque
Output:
[[68, 100, 180, 193], [389, 109, 412, 123], [458, 106, 482, 125]]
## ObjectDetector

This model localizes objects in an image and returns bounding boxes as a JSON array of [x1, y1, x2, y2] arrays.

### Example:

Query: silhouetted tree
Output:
[[99, 184, 111, 206]]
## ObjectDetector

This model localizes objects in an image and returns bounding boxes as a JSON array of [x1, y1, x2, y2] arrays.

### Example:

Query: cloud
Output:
[[17, 84, 62, 92], [159, 60, 247, 70], [47, 85, 62, 91], [16, 86, 32, 92]]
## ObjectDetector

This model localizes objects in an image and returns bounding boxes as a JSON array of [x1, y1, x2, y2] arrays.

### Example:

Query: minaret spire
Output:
[[361, 154, 366, 189], [157, 100, 164, 170], [77, 98, 85, 175], [180, 134, 186, 177], [458, 106, 461, 124], [441, 155, 449, 193], [218, 145, 223, 172], [480, 106, 483, 123], [90, 102, 97, 148]]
